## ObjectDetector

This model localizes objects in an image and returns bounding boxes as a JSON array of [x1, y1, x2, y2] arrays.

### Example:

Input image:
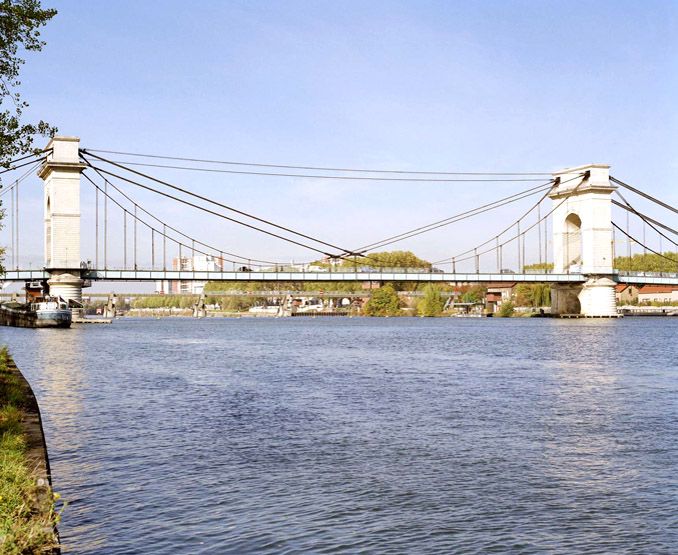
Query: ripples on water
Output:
[[2, 318, 677, 554]]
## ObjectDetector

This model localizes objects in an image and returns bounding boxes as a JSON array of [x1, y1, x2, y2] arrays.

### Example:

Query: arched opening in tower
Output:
[[564, 213, 582, 271], [46, 196, 52, 267]]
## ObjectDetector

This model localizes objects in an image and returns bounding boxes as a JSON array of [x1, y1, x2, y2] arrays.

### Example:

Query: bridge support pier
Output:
[[551, 278, 617, 317], [47, 271, 84, 318], [551, 284, 582, 315], [47, 271, 83, 304], [578, 277, 617, 317]]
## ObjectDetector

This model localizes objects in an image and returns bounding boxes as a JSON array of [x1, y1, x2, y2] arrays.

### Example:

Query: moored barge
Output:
[[0, 297, 72, 328]]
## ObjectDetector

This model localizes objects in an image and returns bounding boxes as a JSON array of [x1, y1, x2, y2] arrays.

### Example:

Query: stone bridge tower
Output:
[[549, 164, 617, 317], [38, 136, 86, 305]]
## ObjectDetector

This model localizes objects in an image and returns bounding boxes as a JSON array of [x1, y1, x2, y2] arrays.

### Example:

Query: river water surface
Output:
[[2, 317, 677, 554]]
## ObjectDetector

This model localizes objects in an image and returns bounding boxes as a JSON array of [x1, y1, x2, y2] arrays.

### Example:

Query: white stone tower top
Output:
[[549, 163, 616, 275], [39, 136, 85, 269], [549, 163, 615, 198], [38, 136, 84, 176]]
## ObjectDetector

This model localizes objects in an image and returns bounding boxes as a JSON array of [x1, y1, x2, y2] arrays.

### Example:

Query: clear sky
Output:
[[3, 0, 677, 280]]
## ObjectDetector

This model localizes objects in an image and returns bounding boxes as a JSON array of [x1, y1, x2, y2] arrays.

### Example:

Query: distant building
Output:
[[485, 282, 516, 312], [155, 255, 224, 295], [637, 285, 678, 304], [615, 284, 639, 304]]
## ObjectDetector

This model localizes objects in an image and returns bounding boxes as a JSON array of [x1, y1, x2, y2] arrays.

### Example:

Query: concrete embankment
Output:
[[619, 306, 678, 316], [0, 352, 60, 554]]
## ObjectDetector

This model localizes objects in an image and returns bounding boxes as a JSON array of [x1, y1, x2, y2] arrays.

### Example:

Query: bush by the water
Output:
[[364, 285, 401, 316], [417, 285, 445, 317], [497, 301, 515, 317]]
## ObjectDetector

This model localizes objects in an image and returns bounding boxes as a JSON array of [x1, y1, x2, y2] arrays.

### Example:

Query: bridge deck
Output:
[[2, 269, 677, 285]]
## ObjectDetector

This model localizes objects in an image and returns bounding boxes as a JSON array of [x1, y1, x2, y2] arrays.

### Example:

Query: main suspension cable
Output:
[[344, 181, 555, 256], [449, 181, 560, 260], [82, 172, 277, 268], [95, 159, 551, 182], [610, 176, 678, 215], [433, 172, 588, 265], [84, 167, 278, 266], [0, 160, 43, 197], [85, 148, 552, 176], [612, 223, 677, 263], [611, 199, 678, 236], [81, 161, 336, 258], [81, 150, 366, 257], [0, 156, 48, 175], [0, 148, 52, 171], [84, 159, 422, 269], [614, 191, 678, 247]]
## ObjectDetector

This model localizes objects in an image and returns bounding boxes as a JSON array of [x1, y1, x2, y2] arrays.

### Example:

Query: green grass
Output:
[[0, 346, 60, 554]]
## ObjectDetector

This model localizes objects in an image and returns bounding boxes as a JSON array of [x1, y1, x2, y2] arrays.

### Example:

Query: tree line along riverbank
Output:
[[0, 347, 60, 554], [108, 283, 551, 318]]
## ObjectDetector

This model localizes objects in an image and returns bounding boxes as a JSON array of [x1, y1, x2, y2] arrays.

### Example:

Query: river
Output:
[[2, 317, 676, 554]]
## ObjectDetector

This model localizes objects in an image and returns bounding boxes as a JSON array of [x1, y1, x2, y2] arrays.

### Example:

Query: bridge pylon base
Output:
[[578, 277, 618, 317], [551, 284, 582, 315], [551, 277, 617, 317], [47, 271, 84, 317]]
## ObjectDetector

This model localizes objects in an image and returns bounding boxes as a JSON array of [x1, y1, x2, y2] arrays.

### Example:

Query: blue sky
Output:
[[4, 0, 677, 275]]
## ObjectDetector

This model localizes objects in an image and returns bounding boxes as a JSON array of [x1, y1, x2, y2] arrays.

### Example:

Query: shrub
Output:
[[497, 301, 515, 318], [364, 285, 401, 316], [418, 285, 445, 317]]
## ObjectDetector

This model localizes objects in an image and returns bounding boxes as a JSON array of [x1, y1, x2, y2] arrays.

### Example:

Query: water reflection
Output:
[[31, 327, 87, 432], [4, 327, 105, 552]]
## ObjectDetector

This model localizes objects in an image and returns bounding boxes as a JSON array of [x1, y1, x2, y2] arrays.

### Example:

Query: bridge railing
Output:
[[2, 268, 677, 285], [614, 269, 678, 278]]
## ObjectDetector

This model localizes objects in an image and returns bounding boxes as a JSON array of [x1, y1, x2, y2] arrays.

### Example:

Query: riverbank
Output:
[[125, 308, 540, 318], [0, 347, 60, 554], [126, 308, 280, 318]]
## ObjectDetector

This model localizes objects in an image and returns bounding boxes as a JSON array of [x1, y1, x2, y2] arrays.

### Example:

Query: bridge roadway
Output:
[[0, 290, 452, 299], [3, 269, 677, 286]]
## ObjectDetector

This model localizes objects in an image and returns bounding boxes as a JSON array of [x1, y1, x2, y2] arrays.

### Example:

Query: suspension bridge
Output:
[[1, 136, 676, 317]]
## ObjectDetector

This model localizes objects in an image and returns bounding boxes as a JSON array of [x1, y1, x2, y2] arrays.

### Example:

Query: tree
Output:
[[523, 262, 554, 272], [363, 284, 401, 316], [531, 283, 551, 307], [497, 300, 515, 317], [459, 285, 486, 303], [0, 0, 57, 167], [514, 283, 551, 307], [353, 250, 431, 270], [614, 252, 677, 273], [417, 284, 445, 317], [313, 250, 432, 271], [526, 254, 678, 274]]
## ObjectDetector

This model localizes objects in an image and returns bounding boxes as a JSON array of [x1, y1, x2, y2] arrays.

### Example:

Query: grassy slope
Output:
[[0, 347, 60, 554]]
